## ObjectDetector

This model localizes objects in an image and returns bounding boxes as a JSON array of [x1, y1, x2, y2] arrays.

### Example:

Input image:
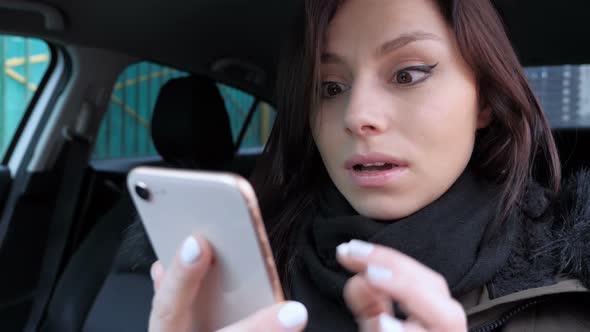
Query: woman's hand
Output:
[[337, 240, 467, 332], [149, 235, 308, 332]]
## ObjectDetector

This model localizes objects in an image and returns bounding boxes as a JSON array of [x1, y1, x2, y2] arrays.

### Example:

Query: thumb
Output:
[[149, 235, 213, 332], [150, 261, 164, 291], [217, 301, 308, 332]]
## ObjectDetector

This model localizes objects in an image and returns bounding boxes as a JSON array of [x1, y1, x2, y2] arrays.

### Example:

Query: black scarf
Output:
[[290, 170, 515, 331]]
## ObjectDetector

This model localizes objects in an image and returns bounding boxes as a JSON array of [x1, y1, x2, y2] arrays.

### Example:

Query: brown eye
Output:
[[396, 71, 413, 84], [393, 64, 438, 86], [396, 71, 424, 85], [321, 81, 349, 98]]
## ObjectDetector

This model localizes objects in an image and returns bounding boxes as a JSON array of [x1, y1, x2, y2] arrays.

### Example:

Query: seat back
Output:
[[42, 75, 236, 332]]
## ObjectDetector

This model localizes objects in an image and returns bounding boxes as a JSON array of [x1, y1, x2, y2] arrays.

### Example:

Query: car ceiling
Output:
[[0, 0, 587, 100]]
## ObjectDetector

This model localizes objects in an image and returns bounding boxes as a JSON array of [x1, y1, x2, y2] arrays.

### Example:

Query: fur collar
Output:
[[489, 169, 590, 298], [116, 214, 155, 273]]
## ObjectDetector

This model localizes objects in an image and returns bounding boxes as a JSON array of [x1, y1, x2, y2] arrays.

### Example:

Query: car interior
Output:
[[0, 0, 588, 331]]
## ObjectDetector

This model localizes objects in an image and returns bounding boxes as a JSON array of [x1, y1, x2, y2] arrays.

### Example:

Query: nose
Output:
[[344, 83, 389, 137]]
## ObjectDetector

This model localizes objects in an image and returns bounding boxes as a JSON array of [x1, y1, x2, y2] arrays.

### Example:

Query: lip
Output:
[[345, 152, 409, 187], [344, 153, 409, 170]]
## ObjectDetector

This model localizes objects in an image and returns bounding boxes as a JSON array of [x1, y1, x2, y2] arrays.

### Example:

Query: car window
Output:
[[242, 101, 275, 151], [217, 84, 276, 151], [92, 62, 276, 160], [525, 65, 590, 128], [92, 62, 188, 159], [0, 35, 52, 161]]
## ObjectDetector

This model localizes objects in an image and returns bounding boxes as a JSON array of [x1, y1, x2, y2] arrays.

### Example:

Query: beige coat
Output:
[[462, 279, 590, 331]]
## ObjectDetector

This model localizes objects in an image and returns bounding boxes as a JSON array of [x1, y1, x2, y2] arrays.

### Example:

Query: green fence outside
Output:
[[0, 36, 51, 158], [0, 34, 275, 161], [92, 62, 276, 160], [93, 63, 187, 159]]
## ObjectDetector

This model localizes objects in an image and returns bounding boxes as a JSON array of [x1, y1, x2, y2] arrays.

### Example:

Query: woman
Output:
[[147, 0, 590, 331]]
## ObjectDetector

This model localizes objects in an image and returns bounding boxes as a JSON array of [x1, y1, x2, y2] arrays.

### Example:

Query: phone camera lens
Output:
[[135, 182, 151, 201]]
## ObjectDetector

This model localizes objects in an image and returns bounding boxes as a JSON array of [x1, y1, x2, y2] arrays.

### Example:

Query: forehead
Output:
[[324, 0, 451, 53]]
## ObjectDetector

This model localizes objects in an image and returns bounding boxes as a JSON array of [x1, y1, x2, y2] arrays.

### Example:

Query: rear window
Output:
[[92, 62, 188, 159], [0, 35, 52, 160], [525, 65, 590, 128], [92, 61, 276, 160], [217, 84, 276, 151]]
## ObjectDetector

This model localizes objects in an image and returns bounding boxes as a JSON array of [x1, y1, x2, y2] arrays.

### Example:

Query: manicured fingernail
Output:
[[378, 313, 404, 332], [367, 264, 394, 282], [348, 240, 374, 258], [277, 301, 308, 329], [181, 236, 201, 265], [336, 243, 350, 257]]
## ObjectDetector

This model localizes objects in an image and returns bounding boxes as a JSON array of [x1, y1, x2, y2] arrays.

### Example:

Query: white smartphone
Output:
[[127, 166, 284, 331]]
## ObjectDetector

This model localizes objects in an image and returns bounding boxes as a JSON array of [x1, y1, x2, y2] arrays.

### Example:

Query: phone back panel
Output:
[[127, 167, 282, 331]]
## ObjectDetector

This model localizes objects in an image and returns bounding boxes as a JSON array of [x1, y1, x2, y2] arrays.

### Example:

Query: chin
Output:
[[349, 196, 419, 221]]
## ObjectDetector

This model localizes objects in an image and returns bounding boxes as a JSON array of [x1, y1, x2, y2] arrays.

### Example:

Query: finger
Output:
[[150, 261, 164, 291], [336, 240, 448, 295], [343, 274, 393, 320], [403, 318, 428, 332], [217, 301, 308, 332], [337, 240, 467, 331], [149, 235, 213, 330], [359, 313, 430, 332]]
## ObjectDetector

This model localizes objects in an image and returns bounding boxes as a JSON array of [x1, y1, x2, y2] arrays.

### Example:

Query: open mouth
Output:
[[352, 162, 397, 173]]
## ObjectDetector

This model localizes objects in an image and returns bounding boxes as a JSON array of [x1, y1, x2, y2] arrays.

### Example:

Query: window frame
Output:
[[0, 39, 57, 164]]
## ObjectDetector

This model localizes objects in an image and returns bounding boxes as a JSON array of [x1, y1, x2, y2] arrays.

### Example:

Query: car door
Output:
[[0, 167, 9, 212], [0, 34, 60, 331]]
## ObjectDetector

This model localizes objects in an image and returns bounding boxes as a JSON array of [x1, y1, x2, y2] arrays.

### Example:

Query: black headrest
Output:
[[151, 76, 235, 169]]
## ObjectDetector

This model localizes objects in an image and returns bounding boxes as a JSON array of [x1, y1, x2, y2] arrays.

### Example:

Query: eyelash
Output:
[[320, 63, 438, 99], [394, 63, 438, 86]]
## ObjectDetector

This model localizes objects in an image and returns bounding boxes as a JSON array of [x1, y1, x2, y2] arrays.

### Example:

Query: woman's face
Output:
[[312, 0, 490, 220]]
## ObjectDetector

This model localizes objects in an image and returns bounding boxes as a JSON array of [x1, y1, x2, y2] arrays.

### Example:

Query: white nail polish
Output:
[[180, 236, 201, 265], [378, 313, 404, 332], [348, 240, 374, 258], [367, 264, 393, 282], [336, 243, 350, 257], [277, 302, 308, 329]]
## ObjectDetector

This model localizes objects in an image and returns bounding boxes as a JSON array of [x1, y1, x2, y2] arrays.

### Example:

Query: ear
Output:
[[476, 106, 492, 129]]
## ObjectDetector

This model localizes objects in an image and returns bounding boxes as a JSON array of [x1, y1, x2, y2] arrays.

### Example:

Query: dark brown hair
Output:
[[251, 0, 561, 292]]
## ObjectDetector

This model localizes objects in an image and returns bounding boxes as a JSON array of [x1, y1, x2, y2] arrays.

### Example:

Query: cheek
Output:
[[408, 82, 479, 160], [312, 106, 343, 167], [314, 101, 346, 144]]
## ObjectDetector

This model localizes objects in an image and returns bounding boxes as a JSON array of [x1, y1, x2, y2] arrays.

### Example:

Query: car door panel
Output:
[[0, 166, 10, 211]]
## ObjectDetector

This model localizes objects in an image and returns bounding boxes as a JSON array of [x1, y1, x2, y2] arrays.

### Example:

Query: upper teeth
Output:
[[362, 162, 387, 167]]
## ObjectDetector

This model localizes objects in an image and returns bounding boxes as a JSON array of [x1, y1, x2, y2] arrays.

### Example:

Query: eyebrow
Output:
[[377, 31, 441, 57], [320, 31, 441, 65]]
